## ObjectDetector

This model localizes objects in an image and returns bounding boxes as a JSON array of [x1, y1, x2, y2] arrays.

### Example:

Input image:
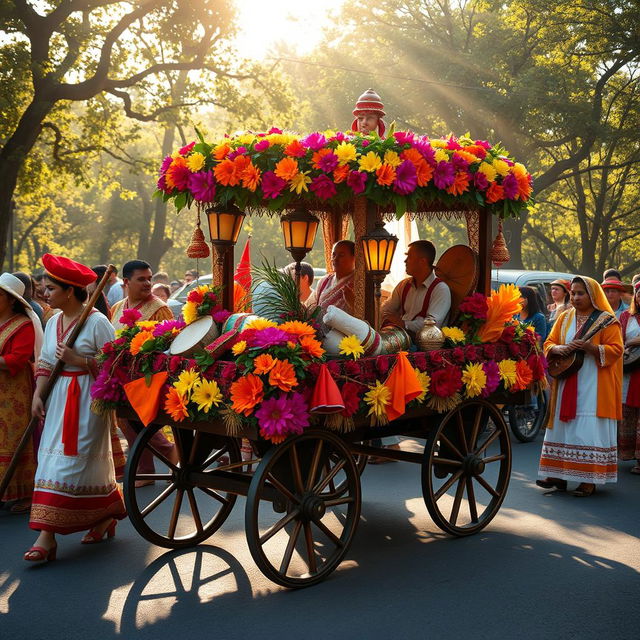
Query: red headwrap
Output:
[[351, 88, 386, 137]]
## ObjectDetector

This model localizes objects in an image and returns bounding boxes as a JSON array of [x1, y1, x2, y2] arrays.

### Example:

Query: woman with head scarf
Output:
[[547, 279, 571, 325], [24, 254, 126, 563], [0, 273, 43, 513], [618, 281, 640, 474], [537, 276, 622, 497]]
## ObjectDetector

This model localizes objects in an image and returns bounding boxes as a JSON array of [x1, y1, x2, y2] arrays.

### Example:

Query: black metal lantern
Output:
[[205, 204, 245, 265], [280, 208, 319, 287]]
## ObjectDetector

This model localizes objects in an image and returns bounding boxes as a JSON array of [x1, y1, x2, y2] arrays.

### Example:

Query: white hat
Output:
[[0, 273, 31, 310]]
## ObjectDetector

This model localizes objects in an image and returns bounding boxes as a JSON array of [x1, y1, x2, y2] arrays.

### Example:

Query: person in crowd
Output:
[[283, 262, 314, 304], [382, 240, 451, 332], [253, 262, 314, 320], [0, 273, 42, 514], [109, 260, 177, 486], [601, 277, 629, 319], [151, 271, 171, 286], [13, 271, 44, 326], [184, 269, 198, 284], [547, 279, 571, 325], [25, 254, 126, 562], [170, 280, 181, 294], [92, 265, 126, 308], [306, 241, 355, 315], [151, 282, 171, 302], [517, 286, 548, 346], [618, 281, 640, 474], [88, 266, 112, 319], [537, 276, 622, 497]]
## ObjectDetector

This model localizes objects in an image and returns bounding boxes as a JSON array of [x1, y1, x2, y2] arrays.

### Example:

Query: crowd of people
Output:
[[1, 247, 639, 565]]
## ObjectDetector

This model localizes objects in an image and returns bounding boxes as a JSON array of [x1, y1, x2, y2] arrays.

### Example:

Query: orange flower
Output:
[[513, 360, 533, 391], [279, 320, 316, 337], [274, 157, 299, 181], [268, 359, 298, 392], [485, 182, 505, 203], [376, 163, 396, 186], [400, 148, 424, 167], [213, 143, 231, 161], [300, 335, 325, 358], [311, 148, 332, 169], [415, 159, 433, 186], [454, 150, 479, 164], [164, 157, 187, 189], [242, 163, 262, 191], [333, 165, 350, 183], [129, 330, 154, 355], [446, 171, 471, 196], [230, 374, 264, 416], [253, 353, 276, 375], [284, 139, 306, 157], [516, 175, 532, 200], [214, 159, 240, 186], [164, 387, 188, 422]]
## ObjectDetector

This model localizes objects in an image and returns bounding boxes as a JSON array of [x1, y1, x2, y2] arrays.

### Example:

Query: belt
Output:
[[60, 370, 89, 456]]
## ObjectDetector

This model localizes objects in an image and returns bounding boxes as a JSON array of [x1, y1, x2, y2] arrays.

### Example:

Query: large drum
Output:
[[169, 316, 219, 357], [222, 313, 259, 333]]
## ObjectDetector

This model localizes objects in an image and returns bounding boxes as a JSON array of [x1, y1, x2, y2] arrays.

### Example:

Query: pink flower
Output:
[[433, 161, 455, 189], [268, 127, 283, 134], [502, 173, 519, 200], [157, 175, 168, 191], [152, 318, 186, 337], [261, 171, 286, 199], [473, 171, 489, 191], [394, 131, 415, 145], [120, 308, 142, 327], [451, 154, 469, 171], [481, 361, 500, 397], [212, 309, 232, 324], [247, 327, 290, 348], [393, 159, 418, 194], [474, 140, 491, 150], [301, 132, 327, 150], [254, 140, 270, 151], [347, 170, 368, 194], [159, 155, 173, 174], [445, 136, 462, 150], [376, 355, 391, 376], [318, 152, 339, 172], [179, 141, 196, 155], [310, 174, 337, 200], [188, 171, 216, 202], [256, 392, 309, 441], [412, 139, 436, 164], [361, 140, 369, 147]]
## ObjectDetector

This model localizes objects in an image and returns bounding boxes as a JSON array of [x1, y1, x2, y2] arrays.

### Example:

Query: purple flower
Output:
[[310, 174, 337, 200], [361, 140, 369, 147], [499, 155, 514, 166], [188, 171, 216, 202], [445, 136, 462, 150], [318, 152, 339, 172], [159, 155, 173, 174], [473, 171, 489, 191], [481, 361, 500, 397], [393, 159, 418, 194], [157, 174, 168, 191], [261, 171, 286, 199], [433, 161, 455, 189], [300, 132, 327, 150], [334, 131, 348, 142], [474, 140, 491, 150], [412, 139, 436, 164], [502, 173, 519, 199], [152, 318, 185, 337], [212, 309, 232, 324], [394, 131, 415, 145], [451, 154, 469, 172], [179, 141, 196, 155], [247, 327, 291, 348], [256, 392, 310, 440], [347, 170, 368, 194], [228, 146, 247, 160], [254, 140, 270, 151]]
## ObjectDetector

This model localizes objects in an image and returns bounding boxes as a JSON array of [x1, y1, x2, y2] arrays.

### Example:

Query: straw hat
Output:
[[0, 272, 31, 310], [550, 279, 571, 294]]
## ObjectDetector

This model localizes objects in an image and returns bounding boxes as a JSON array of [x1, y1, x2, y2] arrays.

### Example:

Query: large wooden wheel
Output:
[[422, 399, 512, 536], [124, 423, 240, 549], [245, 430, 361, 588]]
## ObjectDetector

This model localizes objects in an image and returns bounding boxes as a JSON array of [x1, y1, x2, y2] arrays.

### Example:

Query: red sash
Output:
[[401, 277, 443, 320], [61, 370, 89, 456]]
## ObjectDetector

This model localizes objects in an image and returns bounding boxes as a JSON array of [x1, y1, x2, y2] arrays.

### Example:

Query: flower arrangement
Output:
[[182, 283, 230, 325], [156, 129, 534, 219]]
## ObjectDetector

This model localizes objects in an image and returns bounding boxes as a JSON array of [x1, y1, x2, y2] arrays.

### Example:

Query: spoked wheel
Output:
[[245, 430, 361, 588], [324, 441, 369, 498], [422, 399, 512, 537], [124, 424, 240, 549], [508, 387, 549, 442]]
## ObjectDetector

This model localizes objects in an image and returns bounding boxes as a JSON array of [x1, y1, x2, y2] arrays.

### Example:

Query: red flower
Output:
[[220, 362, 237, 384], [463, 345, 479, 362], [483, 344, 496, 360], [527, 354, 546, 381], [451, 347, 466, 364], [430, 366, 463, 397], [376, 355, 391, 376], [340, 381, 362, 417], [169, 356, 182, 373], [412, 351, 427, 371], [429, 350, 444, 367], [458, 293, 488, 320], [344, 360, 360, 376], [327, 360, 341, 378], [509, 342, 521, 357], [188, 289, 205, 304], [501, 325, 517, 342]]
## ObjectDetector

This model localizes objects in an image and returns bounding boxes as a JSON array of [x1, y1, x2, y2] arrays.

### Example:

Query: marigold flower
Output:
[[454, 150, 479, 165], [415, 160, 434, 187], [383, 150, 402, 167], [279, 320, 316, 337], [334, 141, 358, 165], [446, 171, 471, 196], [358, 151, 382, 173], [376, 163, 396, 186], [492, 158, 510, 176], [241, 163, 261, 191], [333, 165, 350, 183], [498, 359, 517, 389], [513, 360, 533, 391], [486, 182, 505, 203], [232, 340, 247, 356], [253, 353, 276, 375], [164, 387, 189, 422], [129, 330, 154, 355], [299, 335, 325, 358], [516, 174, 532, 200], [230, 374, 264, 416], [268, 359, 298, 392], [478, 162, 497, 182], [434, 148, 449, 163], [442, 326, 466, 343], [462, 362, 487, 398], [214, 159, 240, 186], [274, 157, 299, 181], [284, 139, 307, 157]]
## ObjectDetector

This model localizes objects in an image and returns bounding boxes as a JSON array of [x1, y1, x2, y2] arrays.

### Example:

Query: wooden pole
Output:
[[0, 264, 116, 499], [478, 208, 493, 295]]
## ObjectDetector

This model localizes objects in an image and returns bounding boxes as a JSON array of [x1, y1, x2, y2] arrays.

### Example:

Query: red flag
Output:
[[234, 236, 252, 291]]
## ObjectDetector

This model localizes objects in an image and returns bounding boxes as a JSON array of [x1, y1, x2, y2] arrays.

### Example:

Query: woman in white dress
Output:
[[25, 254, 125, 563], [537, 276, 622, 497]]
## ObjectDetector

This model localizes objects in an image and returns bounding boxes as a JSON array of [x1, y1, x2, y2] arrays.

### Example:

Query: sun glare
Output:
[[233, 0, 345, 60]]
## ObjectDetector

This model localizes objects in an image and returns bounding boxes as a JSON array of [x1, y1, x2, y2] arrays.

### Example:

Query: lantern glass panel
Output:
[[207, 210, 244, 243]]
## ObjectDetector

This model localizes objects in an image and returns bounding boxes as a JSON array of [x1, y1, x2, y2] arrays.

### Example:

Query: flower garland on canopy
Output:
[[156, 129, 534, 219]]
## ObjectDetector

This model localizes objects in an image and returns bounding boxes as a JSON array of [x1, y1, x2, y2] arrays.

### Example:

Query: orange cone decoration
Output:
[[384, 352, 423, 421], [123, 372, 169, 426], [310, 363, 345, 414]]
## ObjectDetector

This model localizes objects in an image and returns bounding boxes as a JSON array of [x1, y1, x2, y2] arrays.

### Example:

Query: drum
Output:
[[379, 326, 411, 353], [323, 305, 381, 356], [169, 316, 220, 357], [222, 313, 259, 333]]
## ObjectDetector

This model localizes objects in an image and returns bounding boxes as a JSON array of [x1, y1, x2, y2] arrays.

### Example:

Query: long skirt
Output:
[[0, 367, 36, 502], [618, 405, 640, 461]]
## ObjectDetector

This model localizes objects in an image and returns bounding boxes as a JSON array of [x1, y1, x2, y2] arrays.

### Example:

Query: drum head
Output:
[[435, 244, 478, 322], [169, 316, 216, 356]]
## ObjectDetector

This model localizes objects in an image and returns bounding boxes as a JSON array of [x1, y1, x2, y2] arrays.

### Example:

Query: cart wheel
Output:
[[245, 430, 361, 588], [323, 441, 369, 498], [508, 387, 549, 442], [422, 399, 512, 537], [124, 424, 240, 549]]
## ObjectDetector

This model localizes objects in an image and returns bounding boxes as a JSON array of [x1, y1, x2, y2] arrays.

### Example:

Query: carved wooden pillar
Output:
[[351, 196, 378, 325], [477, 208, 493, 296], [212, 246, 235, 312]]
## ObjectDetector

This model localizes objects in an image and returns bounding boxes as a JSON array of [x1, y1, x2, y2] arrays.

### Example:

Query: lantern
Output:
[[280, 208, 319, 288], [206, 204, 245, 258]]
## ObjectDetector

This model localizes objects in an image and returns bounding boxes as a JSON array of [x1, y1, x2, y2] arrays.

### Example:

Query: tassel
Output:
[[186, 211, 210, 259], [490, 220, 510, 267], [427, 392, 462, 413]]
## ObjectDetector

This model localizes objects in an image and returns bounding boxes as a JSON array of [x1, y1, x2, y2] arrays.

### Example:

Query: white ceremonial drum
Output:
[[322, 329, 347, 355], [169, 316, 220, 357], [323, 305, 382, 356]]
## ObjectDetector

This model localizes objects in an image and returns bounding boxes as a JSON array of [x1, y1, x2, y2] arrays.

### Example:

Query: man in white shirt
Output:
[[381, 240, 451, 333]]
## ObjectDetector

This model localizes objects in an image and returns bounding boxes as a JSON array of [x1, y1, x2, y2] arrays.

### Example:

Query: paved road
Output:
[[1, 433, 638, 640]]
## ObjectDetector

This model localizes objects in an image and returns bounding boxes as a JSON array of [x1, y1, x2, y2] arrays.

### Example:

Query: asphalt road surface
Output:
[[1, 432, 638, 640]]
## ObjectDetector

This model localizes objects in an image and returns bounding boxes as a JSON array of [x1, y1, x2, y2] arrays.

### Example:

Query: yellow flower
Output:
[[434, 148, 449, 163], [174, 368, 201, 398], [383, 150, 402, 167], [339, 334, 365, 360], [135, 320, 158, 331], [182, 301, 198, 325], [492, 158, 510, 176], [289, 171, 312, 194], [478, 161, 497, 182], [236, 133, 256, 145], [364, 381, 391, 418], [244, 317, 277, 330], [431, 139, 447, 148], [511, 162, 528, 178], [498, 359, 517, 389], [334, 142, 358, 166], [232, 340, 247, 356], [442, 326, 466, 344], [415, 368, 430, 403], [186, 152, 205, 172], [358, 151, 382, 173], [191, 378, 223, 413], [462, 362, 487, 398]]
